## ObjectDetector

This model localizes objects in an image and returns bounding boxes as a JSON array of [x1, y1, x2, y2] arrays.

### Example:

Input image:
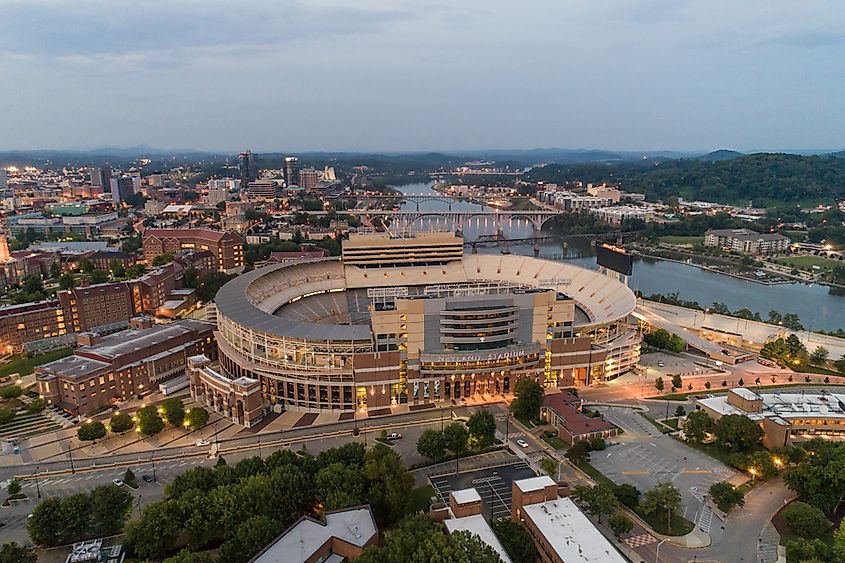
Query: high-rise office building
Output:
[[284, 156, 300, 187], [239, 151, 258, 188], [100, 166, 113, 191], [109, 175, 134, 205], [0, 169, 7, 189], [299, 168, 318, 190]]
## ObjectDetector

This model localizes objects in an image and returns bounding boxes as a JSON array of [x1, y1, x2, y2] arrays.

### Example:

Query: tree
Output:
[[77, 421, 106, 441], [363, 444, 414, 527], [59, 272, 77, 290], [161, 397, 186, 427], [416, 429, 446, 461], [467, 410, 496, 448], [491, 519, 536, 562], [704, 381, 712, 390], [358, 514, 501, 563], [137, 405, 165, 436], [683, 410, 714, 444], [185, 406, 210, 429], [316, 462, 366, 510], [0, 542, 36, 563], [674, 405, 686, 417], [124, 468, 138, 487], [78, 257, 94, 273], [654, 377, 664, 392], [197, 271, 237, 302], [573, 484, 618, 524], [0, 386, 22, 400], [782, 501, 832, 539], [609, 511, 634, 538], [443, 422, 469, 457], [25, 398, 47, 414], [835, 355, 845, 374], [565, 440, 590, 466], [27, 493, 91, 546], [640, 481, 682, 533], [671, 374, 683, 391], [89, 269, 109, 284], [109, 260, 126, 279], [613, 484, 640, 508], [539, 457, 558, 477], [714, 414, 763, 452], [218, 516, 282, 563], [124, 500, 182, 559], [510, 378, 543, 421], [785, 538, 832, 562], [833, 518, 845, 561], [88, 484, 133, 536], [810, 346, 830, 365], [6, 479, 20, 496], [110, 412, 134, 433], [708, 481, 744, 513], [152, 252, 175, 266], [126, 264, 146, 278], [0, 407, 14, 425]]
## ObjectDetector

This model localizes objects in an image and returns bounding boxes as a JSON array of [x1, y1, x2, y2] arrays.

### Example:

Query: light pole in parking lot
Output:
[[151, 452, 156, 482], [34, 466, 41, 499]]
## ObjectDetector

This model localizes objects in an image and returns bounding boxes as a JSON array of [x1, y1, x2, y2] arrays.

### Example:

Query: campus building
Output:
[[36, 318, 216, 415], [251, 505, 377, 563], [211, 231, 639, 419], [697, 388, 845, 449], [142, 228, 244, 272], [512, 475, 626, 563], [540, 391, 619, 445]]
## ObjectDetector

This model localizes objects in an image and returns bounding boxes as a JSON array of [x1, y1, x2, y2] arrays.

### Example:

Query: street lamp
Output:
[[655, 538, 667, 563], [34, 466, 41, 499]]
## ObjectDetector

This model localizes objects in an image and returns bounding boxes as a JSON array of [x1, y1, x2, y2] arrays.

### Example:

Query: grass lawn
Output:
[[772, 501, 835, 553], [641, 413, 673, 434], [0, 348, 72, 379], [409, 484, 435, 513], [664, 418, 679, 430], [635, 507, 695, 536], [577, 460, 616, 489], [541, 433, 568, 450], [775, 255, 843, 270], [658, 235, 704, 245], [649, 382, 845, 402]]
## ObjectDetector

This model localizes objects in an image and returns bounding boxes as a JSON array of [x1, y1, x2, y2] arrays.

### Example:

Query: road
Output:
[[634, 478, 794, 563]]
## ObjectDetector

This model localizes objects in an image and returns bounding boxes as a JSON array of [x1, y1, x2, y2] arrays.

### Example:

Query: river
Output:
[[392, 182, 844, 332]]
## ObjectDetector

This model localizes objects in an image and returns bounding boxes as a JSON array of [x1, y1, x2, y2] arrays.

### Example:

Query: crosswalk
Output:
[[698, 505, 714, 534]]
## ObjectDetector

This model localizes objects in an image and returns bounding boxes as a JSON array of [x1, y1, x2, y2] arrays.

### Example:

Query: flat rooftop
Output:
[[444, 513, 512, 563], [522, 496, 626, 563], [698, 389, 845, 421], [514, 475, 556, 494], [451, 488, 482, 505]]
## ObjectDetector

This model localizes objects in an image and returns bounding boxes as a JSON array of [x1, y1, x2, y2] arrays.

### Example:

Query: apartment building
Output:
[[704, 228, 790, 255], [143, 228, 244, 272]]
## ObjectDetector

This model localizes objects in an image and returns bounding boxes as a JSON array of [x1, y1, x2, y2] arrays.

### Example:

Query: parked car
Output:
[[387, 432, 402, 440], [516, 439, 529, 448], [142, 474, 154, 483], [195, 439, 210, 447], [657, 360, 665, 368], [112, 479, 124, 487]]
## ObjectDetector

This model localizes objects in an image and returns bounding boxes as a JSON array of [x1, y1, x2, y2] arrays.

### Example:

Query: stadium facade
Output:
[[195, 232, 639, 425]]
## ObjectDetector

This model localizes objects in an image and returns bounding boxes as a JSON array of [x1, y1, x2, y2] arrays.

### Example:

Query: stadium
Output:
[[197, 232, 639, 424]]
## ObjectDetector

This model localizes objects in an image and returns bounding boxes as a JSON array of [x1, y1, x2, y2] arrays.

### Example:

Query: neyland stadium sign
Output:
[[431, 349, 530, 364]]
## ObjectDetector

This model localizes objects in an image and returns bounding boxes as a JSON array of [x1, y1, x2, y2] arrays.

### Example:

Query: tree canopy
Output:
[[510, 378, 543, 421]]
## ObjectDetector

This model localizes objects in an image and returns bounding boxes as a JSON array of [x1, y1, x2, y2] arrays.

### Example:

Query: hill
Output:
[[525, 153, 845, 204], [697, 149, 744, 161]]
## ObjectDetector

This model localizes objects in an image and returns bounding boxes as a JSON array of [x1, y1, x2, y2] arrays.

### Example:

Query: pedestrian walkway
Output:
[[698, 504, 714, 534], [623, 533, 656, 549]]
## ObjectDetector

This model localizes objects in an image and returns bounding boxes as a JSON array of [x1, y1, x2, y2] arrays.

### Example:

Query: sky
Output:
[[0, 0, 844, 153]]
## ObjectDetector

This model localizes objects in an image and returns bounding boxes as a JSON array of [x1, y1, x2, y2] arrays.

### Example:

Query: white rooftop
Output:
[[252, 506, 377, 563], [522, 497, 626, 563], [697, 389, 845, 422], [451, 488, 482, 505], [731, 387, 761, 401], [444, 514, 512, 563], [514, 475, 556, 494]]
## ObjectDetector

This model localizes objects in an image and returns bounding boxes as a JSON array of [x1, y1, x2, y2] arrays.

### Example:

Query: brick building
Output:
[[36, 319, 216, 415], [58, 283, 136, 333], [540, 391, 619, 445], [143, 229, 244, 273], [0, 301, 67, 353]]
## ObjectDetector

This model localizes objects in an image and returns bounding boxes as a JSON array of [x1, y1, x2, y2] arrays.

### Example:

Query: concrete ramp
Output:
[[634, 305, 736, 363]]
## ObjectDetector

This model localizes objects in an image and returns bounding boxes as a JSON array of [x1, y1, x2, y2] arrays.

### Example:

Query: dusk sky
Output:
[[1, 1, 843, 153]]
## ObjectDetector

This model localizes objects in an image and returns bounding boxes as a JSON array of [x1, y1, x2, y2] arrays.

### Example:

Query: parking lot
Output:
[[640, 352, 720, 379], [590, 407, 735, 524], [430, 462, 536, 520]]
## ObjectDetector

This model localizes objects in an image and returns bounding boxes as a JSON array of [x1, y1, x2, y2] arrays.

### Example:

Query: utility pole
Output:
[[68, 445, 75, 475], [151, 453, 156, 482], [34, 466, 41, 499]]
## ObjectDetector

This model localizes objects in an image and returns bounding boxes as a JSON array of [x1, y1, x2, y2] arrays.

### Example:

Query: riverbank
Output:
[[628, 248, 792, 286]]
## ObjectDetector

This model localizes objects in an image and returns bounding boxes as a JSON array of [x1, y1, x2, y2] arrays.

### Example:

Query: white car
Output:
[[516, 439, 529, 449], [112, 479, 124, 487], [195, 439, 210, 447], [387, 432, 402, 440]]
